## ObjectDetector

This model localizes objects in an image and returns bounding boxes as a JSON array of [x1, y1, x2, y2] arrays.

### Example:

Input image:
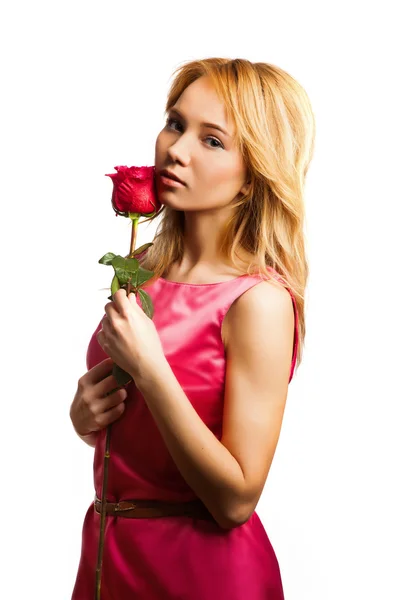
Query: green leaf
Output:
[[124, 258, 140, 272], [111, 274, 120, 296], [129, 242, 153, 258], [111, 255, 139, 272], [110, 255, 138, 285], [110, 255, 128, 269], [121, 263, 153, 288], [138, 288, 154, 319], [99, 252, 116, 265], [136, 266, 155, 286], [114, 269, 129, 285]]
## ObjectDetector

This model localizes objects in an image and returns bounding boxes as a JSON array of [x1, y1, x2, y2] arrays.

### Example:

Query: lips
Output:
[[160, 169, 185, 185]]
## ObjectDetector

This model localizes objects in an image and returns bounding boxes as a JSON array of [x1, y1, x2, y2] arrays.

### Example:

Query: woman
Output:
[[70, 57, 315, 599]]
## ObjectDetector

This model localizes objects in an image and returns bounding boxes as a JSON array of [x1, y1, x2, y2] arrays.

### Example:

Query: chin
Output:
[[157, 186, 182, 202]]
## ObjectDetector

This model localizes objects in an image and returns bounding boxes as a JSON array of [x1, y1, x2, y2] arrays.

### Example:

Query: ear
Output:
[[240, 181, 251, 196]]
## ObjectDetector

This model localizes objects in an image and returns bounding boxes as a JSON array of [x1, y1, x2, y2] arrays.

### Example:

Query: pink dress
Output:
[[71, 268, 299, 599]]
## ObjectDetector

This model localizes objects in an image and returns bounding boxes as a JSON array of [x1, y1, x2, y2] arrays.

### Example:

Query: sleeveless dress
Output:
[[71, 268, 299, 599]]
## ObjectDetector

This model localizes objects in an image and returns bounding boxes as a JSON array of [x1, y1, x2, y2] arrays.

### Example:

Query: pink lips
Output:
[[159, 174, 185, 188]]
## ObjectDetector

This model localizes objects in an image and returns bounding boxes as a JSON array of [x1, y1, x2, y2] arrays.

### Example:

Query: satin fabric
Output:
[[71, 269, 299, 599]]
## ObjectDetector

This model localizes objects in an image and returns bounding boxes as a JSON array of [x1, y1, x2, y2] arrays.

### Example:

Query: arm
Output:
[[219, 280, 295, 522], [134, 361, 246, 530], [133, 280, 295, 529]]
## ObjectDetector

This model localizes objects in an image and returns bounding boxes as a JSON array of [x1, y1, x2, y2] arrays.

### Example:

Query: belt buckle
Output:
[[114, 500, 137, 512], [94, 495, 137, 513]]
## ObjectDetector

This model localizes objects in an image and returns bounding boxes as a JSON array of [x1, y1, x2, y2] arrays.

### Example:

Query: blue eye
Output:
[[165, 117, 224, 149]]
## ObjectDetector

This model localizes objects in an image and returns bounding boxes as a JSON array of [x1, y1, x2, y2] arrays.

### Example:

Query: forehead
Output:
[[174, 76, 232, 131]]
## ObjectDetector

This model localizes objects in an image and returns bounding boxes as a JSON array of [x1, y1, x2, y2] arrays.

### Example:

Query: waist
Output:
[[94, 494, 216, 522]]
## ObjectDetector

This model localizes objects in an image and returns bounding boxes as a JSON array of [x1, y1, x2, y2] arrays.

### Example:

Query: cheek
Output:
[[206, 160, 244, 191], [154, 132, 165, 158]]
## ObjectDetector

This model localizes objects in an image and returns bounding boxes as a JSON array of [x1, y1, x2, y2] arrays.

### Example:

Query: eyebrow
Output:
[[169, 107, 231, 137]]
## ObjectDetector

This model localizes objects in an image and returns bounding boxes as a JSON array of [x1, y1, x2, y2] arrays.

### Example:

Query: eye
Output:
[[166, 117, 183, 132], [165, 117, 224, 149]]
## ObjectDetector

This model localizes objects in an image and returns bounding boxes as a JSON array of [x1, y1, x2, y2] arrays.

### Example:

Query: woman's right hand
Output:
[[70, 357, 128, 437]]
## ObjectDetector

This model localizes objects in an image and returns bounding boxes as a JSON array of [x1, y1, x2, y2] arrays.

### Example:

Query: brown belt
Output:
[[94, 495, 216, 522]]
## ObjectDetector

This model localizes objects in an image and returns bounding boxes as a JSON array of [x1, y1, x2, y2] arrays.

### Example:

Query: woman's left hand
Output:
[[96, 288, 166, 381]]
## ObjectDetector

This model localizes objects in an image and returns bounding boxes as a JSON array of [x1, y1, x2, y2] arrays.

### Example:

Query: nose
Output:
[[167, 136, 191, 166]]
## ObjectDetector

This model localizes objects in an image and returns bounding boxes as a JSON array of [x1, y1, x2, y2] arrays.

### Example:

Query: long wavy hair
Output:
[[138, 58, 315, 372]]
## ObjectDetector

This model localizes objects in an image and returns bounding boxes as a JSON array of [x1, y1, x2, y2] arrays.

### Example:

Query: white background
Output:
[[1, 1, 399, 598]]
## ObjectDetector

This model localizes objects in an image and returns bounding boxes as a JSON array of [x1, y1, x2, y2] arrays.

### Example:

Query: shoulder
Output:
[[222, 278, 294, 350]]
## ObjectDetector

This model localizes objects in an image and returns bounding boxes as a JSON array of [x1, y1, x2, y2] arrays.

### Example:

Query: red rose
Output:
[[105, 165, 161, 217]]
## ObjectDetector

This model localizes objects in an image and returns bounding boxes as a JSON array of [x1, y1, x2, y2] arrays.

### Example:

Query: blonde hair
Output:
[[139, 58, 316, 373]]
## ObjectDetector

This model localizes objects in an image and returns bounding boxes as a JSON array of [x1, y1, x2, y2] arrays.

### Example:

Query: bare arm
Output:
[[133, 280, 295, 529], [134, 362, 246, 530]]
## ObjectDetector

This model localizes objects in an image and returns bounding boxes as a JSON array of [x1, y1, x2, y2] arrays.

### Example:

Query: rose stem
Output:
[[127, 215, 139, 296], [95, 424, 111, 600], [95, 215, 140, 599]]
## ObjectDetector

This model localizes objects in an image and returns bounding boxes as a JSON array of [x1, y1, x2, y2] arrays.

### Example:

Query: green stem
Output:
[[127, 217, 139, 296], [95, 214, 140, 599]]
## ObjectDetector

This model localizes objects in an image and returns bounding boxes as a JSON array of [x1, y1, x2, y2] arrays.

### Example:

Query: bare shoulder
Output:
[[222, 278, 294, 351]]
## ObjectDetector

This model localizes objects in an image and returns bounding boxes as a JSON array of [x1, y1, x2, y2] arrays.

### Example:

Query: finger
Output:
[[92, 385, 127, 415], [96, 402, 126, 429], [103, 386, 128, 411], [96, 371, 128, 396], [104, 302, 119, 320], [128, 292, 140, 308], [112, 287, 131, 316], [99, 315, 110, 335], [96, 328, 105, 350], [88, 357, 115, 384]]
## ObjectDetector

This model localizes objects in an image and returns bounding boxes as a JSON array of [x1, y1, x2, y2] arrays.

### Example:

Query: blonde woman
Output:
[[71, 57, 315, 599]]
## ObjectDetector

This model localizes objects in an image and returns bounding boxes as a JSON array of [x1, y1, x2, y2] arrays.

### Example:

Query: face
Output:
[[155, 76, 249, 212]]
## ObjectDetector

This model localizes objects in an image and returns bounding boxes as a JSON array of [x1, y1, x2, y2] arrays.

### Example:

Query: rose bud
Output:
[[105, 165, 162, 217]]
